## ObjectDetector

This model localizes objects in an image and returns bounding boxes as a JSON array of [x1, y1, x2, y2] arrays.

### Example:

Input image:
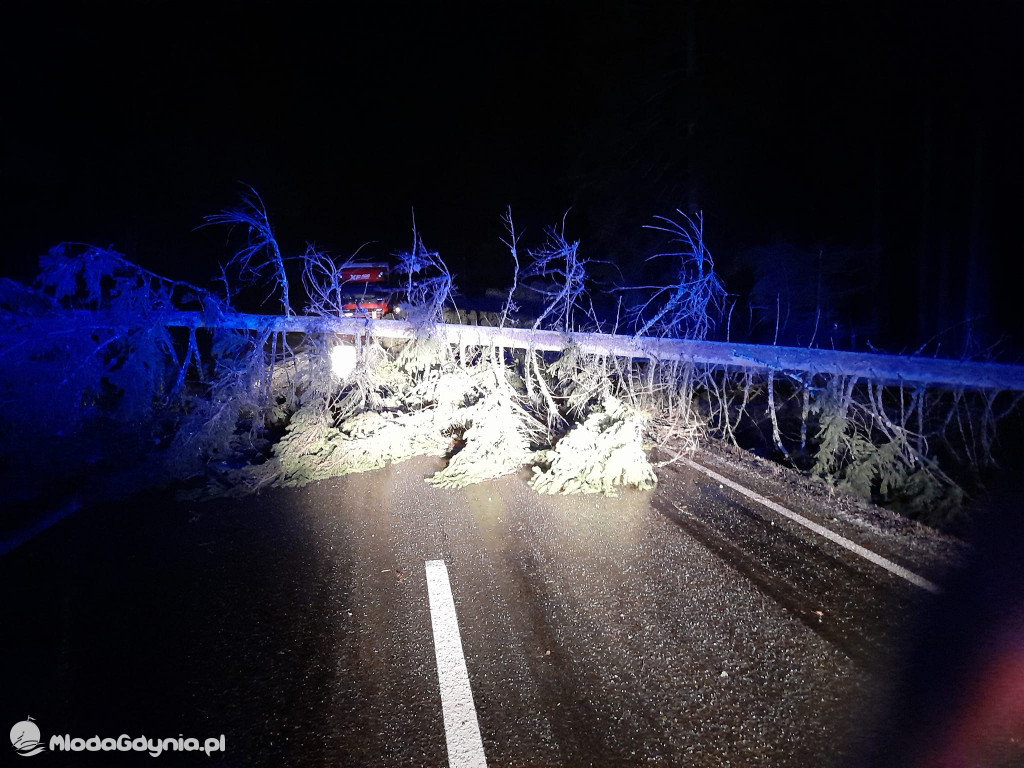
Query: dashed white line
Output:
[[682, 457, 941, 594], [425, 559, 488, 768]]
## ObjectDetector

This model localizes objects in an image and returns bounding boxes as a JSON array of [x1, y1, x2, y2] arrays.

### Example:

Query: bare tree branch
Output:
[[203, 185, 293, 316]]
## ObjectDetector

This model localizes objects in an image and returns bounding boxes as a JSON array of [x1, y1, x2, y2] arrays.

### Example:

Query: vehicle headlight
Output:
[[330, 344, 357, 379]]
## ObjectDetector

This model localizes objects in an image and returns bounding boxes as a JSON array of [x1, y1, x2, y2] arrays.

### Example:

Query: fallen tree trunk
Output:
[[10, 309, 1024, 391]]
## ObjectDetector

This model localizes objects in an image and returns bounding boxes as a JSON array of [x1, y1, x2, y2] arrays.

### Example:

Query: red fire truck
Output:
[[338, 262, 394, 319]]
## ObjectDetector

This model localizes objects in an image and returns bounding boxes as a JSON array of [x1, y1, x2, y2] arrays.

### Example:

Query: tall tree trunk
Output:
[[935, 114, 954, 339], [685, 0, 699, 215], [870, 136, 884, 343], [964, 113, 989, 344], [917, 107, 934, 341]]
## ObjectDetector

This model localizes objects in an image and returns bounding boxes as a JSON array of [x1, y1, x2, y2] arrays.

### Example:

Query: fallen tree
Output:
[[12, 308, 1019, 391], [2, 199, 1021, 529]]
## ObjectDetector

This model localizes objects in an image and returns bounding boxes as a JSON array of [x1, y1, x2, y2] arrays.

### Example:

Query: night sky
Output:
[[3, 1, 1022, 349]]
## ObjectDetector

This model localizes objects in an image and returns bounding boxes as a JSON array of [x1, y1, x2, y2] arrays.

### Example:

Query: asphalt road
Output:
[[1, 453, 959, 766]]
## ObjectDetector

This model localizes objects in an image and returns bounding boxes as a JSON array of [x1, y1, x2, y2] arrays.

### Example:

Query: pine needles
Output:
[[530, 396, 657, 495]]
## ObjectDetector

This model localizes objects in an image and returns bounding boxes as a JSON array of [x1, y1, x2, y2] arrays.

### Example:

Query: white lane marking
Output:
[[425, 560, 488, 768], [681, 458, 941, 594]]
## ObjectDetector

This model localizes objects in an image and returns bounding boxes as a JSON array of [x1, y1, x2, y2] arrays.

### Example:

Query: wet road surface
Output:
[[1, 453, 949, 766]]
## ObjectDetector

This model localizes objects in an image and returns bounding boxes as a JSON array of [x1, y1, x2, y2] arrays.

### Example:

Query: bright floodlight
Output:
[[330, 344, 357, 379]]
